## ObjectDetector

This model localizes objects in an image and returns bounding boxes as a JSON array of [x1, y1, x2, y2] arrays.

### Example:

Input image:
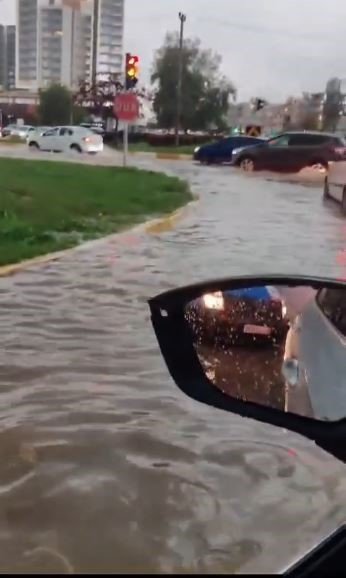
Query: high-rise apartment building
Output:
[[16, 0, 124, 91], [92, 0, 124, 82], [0, 25, 16, 90]]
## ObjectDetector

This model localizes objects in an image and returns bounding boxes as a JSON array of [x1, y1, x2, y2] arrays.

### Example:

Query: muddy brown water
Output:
[[0, 159, 345, 573]]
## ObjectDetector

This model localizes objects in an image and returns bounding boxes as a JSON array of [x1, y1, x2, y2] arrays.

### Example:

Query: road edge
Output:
[[129, 151, 192, 161], [0, 198, 198, 279]]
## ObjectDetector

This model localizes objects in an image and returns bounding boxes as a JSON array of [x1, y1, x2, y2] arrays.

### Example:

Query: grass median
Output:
[[0, 158, 192, 266]]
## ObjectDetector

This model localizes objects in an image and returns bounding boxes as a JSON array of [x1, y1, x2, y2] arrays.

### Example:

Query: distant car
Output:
[[2, 124, 34, 139], [80, 121, 105, 136], [25, 126, 51, 142], [323, 150, 346, 213], [27, 126, 104, 154], [232, 131, 346, 173], [193, 136, 265, 165], [185, 285, 289, 347]]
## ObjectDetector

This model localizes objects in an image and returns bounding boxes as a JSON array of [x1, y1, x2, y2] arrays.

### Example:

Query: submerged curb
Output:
[[128, 151, 192, 161], [0, 199, 197, 279], [155, 152, 192, 161]]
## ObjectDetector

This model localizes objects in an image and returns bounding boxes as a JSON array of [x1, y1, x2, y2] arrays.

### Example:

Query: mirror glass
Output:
[[184, 284, 346, 421]]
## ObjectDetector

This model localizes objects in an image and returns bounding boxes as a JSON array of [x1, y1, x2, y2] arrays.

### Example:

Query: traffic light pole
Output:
[[123, 54, 129, 168], [175, 12, 186, 147]]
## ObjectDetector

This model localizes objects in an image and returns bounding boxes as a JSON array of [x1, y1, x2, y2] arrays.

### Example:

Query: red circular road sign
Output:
[[114, 93, 140, 122]]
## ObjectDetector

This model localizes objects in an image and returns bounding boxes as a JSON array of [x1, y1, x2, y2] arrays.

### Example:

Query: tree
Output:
[[323, 78, 342, 132], [151, 33, 236, 131], [39, 84, 72, 125], [300, 111, 320, 131], [73, 74, 150, 132]]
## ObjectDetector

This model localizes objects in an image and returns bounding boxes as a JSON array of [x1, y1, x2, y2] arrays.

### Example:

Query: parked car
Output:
[[185, 285, 289, 347], [27, 126, 104, 154], [232, 131, 346, 173], [193, 135, 265, 164], [25, 126, 51, 142], [323, 153, 346, 213], [80, 121, 105, 136], [2, 124, 34, 139]]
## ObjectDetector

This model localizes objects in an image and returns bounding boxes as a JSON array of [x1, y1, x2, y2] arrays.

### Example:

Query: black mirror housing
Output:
[[149, 275, 346, 463]]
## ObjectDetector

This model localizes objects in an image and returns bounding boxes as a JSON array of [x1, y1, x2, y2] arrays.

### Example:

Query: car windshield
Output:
[[2, 0, 346, 574]]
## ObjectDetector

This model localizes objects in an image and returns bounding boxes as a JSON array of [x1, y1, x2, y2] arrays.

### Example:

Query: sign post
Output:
[[123, 123, 129, 167], [114, 93, 140, 167]]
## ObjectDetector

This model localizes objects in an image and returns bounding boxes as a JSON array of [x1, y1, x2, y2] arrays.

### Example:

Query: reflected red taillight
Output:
[[333, 146, 346, 156]]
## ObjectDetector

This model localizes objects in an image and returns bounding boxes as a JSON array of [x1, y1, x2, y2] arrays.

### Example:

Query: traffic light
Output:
[[255, 98, 266, 111], [125, 53, 139, 90]]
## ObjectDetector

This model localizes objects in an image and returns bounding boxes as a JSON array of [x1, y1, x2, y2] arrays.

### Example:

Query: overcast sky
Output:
[[2, 0, 346, 101]]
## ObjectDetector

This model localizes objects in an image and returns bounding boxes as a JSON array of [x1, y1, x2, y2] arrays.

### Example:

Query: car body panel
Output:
[[194, 136, 265, 163], [327, 160, 346, 202], [284, 290, 346, 421]]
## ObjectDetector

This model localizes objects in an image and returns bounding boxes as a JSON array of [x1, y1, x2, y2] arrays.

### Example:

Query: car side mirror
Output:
[[149, 275, 346, 462]]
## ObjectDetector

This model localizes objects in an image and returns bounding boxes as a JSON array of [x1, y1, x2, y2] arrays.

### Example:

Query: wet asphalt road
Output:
[[0, 156, 345, 573]]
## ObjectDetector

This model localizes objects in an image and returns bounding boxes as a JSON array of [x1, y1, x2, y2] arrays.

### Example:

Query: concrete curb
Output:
[[0, 249, 73, 278], [0, 199, 197, 279]]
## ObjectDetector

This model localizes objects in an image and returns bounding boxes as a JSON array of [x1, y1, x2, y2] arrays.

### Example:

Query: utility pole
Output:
[[175, 12, 186, 147], [70, 8, 76, 124]]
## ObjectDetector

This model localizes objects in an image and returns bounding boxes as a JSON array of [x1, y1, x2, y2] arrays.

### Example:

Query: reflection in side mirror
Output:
[[184, 283, 346, 422]]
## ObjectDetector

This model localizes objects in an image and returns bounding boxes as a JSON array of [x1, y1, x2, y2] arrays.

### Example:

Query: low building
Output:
[[0, 90, 39, 123], [228, 101, 286, 135]]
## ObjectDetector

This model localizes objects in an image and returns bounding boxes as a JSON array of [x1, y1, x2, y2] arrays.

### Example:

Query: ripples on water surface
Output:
[[0, 161, 345, 573]]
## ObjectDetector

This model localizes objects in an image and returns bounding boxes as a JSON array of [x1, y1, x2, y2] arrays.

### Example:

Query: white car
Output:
[[27, 126, 104, 154], [324, 144, 346, 213], [2, 124, 34, 139]]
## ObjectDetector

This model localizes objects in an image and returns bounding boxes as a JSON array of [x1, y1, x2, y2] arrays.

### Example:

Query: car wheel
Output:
[[323, 177, 330, 199], [310, 160, 328, 173], [29, 141, 39, 150], [200, 158, 211, 165], [341, 188, 346, 215], [70, 144, 82, 153], [239, 157, 255, 172]]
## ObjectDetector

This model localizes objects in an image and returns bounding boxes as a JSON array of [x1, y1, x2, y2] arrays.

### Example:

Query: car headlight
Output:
[[282, 303, 287, 318], [194, 146, 200, 153], [232, 147, 244, 156], [203, 291, 225, 311]]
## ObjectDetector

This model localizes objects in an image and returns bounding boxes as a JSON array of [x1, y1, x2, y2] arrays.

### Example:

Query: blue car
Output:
[[193, 135, 265, 165]]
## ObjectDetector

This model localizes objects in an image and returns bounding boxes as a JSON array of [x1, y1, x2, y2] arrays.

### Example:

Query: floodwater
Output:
[[0, 159, 345, 574]]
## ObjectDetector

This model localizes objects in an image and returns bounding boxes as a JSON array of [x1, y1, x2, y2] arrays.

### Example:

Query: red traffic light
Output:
[[126, 54, 139, 78], [125, 53, 139, 89]]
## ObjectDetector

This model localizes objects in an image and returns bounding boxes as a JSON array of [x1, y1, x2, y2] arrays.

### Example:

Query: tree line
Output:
[[37, 32, 236, 131]]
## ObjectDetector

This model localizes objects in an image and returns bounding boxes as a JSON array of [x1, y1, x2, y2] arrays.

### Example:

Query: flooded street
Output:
[[0, 160, 345, 574]]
